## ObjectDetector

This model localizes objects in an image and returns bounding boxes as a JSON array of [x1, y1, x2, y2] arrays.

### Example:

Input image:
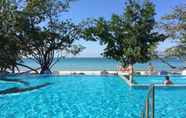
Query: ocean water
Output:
[[0, 75, 186, 118], [21, 57, 185, 71]]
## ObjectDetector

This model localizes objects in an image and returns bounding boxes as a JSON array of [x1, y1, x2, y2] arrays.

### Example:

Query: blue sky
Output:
[[62, 0, 185, 57]]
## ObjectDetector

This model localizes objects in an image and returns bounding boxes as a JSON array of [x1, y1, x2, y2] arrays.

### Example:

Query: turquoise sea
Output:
[[22, 57, 185, 71]]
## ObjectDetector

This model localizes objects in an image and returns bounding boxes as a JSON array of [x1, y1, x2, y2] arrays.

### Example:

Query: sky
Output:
[[62, 0, 185, 57]]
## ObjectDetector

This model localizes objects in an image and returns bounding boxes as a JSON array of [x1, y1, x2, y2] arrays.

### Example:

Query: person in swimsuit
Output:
[[164, 76, 173, 85]]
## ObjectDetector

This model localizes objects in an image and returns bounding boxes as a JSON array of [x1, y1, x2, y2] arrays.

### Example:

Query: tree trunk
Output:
[[40, 64, 52, 74], [158, 57, 176, 69], [128, 64, 134, 84], [11, 65, 15, 74], [16, 63, 39, 74]]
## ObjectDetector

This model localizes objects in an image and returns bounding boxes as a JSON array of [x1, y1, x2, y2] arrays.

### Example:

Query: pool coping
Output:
[[119, 74, 133, 86], [54, 70, 118, 75]]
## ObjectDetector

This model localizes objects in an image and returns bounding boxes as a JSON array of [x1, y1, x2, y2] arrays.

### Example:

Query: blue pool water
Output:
[[0, 75, 186, 118], [134, 76, 186, 85]]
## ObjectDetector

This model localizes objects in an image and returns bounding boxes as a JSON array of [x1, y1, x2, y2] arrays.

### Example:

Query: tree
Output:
[[82, 0, 165, 80], [0, 0, 84, 74], [161, 3, 186, 66], [0, 0, 24, 73], [25, 21, 83, 74], [20, 0, 84, 74]]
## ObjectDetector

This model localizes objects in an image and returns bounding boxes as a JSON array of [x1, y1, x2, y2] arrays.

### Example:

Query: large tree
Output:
[[161, 3, 186, 65], [24, 21, 83, 74], [22, 0, 84, 74], [0, 0, 24, 73], [83, 0, 165, 78], [0, 0, 84, 74]]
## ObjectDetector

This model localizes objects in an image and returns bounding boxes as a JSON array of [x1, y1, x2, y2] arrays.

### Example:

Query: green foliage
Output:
[[0, 0, 83, 73], [23, 0, 83, 74], [25, 21, 83, 73], [0, 0, 23, 72], [83, 0, 165, 67]]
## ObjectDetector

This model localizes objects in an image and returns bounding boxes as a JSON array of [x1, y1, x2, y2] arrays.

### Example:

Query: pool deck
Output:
[[53, 70, 149, 75]]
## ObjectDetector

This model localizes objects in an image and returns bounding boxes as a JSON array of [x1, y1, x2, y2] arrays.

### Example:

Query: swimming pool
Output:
[[134, 75, 186, 85], [0, 75, 186, 118]]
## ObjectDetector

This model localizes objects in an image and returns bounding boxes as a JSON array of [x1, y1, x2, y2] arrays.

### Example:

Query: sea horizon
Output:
[[20, 57, 186, 72]]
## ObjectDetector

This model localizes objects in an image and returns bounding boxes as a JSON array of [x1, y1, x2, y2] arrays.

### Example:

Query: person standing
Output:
[[147, 63, 155, 75]]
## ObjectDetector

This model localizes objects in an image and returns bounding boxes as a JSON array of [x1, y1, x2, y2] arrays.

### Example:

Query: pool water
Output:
[[134, 76, 186, 85], [0, 75, 186, 118]]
